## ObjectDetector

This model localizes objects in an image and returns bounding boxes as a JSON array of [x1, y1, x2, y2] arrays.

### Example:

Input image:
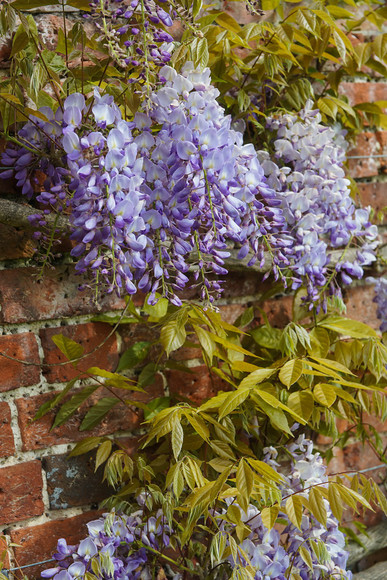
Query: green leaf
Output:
[[309, 356, 354, 376], [236, 459, 253, 511], [191, 37, 209, 68], [299, 546, 313, 571], [239, 368, 276, 389], [51, 334, 84, 366], [192, 0, 202, 19], [319, 317, 378, 339], [309, 487, 327, 526], [209, 333, 254, 357], [287, 391, 314, 422], [261, 506, 280, 530], [215, 12, 241, 34], [80, 397, 119, 431], [116, 341, 151, 372], [52, 385, 99, 429], [285, 495, 304, 529], [218, 387, 251, 419], [137, 362, 157, 388], [251, 325, 282, 349], [34, 379, 78, 421], [328, 483, 343, 521], [183, 411, 210, 441], [95, 440, 112, 470], [10, 25, 29, 56], [68, 436, 101, 457], [160, 318, 187, 356], [279, 359, 303, 388], [193, 325, 216, 365], [144, 396, 171, 420], [171, 419, 184, 460], [314, 383, 337, 407], [309, 327, 330, 358], [255, 397, 292, 435]]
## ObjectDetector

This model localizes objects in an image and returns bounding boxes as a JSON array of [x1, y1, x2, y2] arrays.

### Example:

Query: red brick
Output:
[[0, 402, 15, 458], [0, 224, 37, 260], [348, 131, 387, 178], [40, 323, 119, 383], [166, 365, 227, 405], [340, 82, 387, 107], [258, 295, 293, 328], [344, 284, 379, 329], [357, 182, 387, 220], [16, 390, 141, 451], [10, 511, 102, 579], [0, 461, 44, 525], [0, 266, 131, 324], [0, 333, 40, 392]]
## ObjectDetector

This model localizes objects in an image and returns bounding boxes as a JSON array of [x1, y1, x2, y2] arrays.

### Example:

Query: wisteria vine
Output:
[[0, 68, 379, 306], [41, 436, 352, 580]]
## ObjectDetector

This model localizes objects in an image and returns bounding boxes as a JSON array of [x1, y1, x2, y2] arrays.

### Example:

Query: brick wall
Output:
[[0, 4, 386, 578]]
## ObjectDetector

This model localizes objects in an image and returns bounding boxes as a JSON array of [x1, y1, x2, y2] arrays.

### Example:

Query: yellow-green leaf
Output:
[[285, 495, 304, 529], [287, 391, 314, 422], [279, 359, 303, 388], [95, 440, 112, 470], [314, 383, 337, 407], [261, 505, 279, 530], [309, 487, 327, 526]]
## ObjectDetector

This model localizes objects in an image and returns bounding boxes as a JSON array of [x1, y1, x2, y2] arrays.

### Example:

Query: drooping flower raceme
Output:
[[1, 65, 287, 304], [42, 436, 352, 580], [128, 63, 287, 304], [258, 103, 379, 305], [368, 276, 387, 332], [87, 0, 174, 72], [41, 500, 173, 580]]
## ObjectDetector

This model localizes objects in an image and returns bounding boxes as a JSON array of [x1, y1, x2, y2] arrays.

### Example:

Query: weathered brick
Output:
[[16, 390, 139, 451], [0, 402, 15, 458], [0, 224, 37, 260], [166, 365, 227, 404], [348, 131, 387, 178], [0, 333, 40, 392], [340, 82, 387, 107], [42, 453, 111, 510], [10, 511, 102, 579], [40, 322, 119, 384], [345, 285, 379, 329], [357, 182, 387, 220], [0, 265, 133, 324], [0, 461, 44, 525]]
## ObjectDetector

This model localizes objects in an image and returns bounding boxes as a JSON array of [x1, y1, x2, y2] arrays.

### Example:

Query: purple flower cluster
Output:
[[42, 499, 172, 580], [258, 102, 378, 304], [87, 0, 174, 71], [368, 276, 387, 332], [130, 63, 286, 303], [262, 436, 352, 580], [1, 65, 287, 303]]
